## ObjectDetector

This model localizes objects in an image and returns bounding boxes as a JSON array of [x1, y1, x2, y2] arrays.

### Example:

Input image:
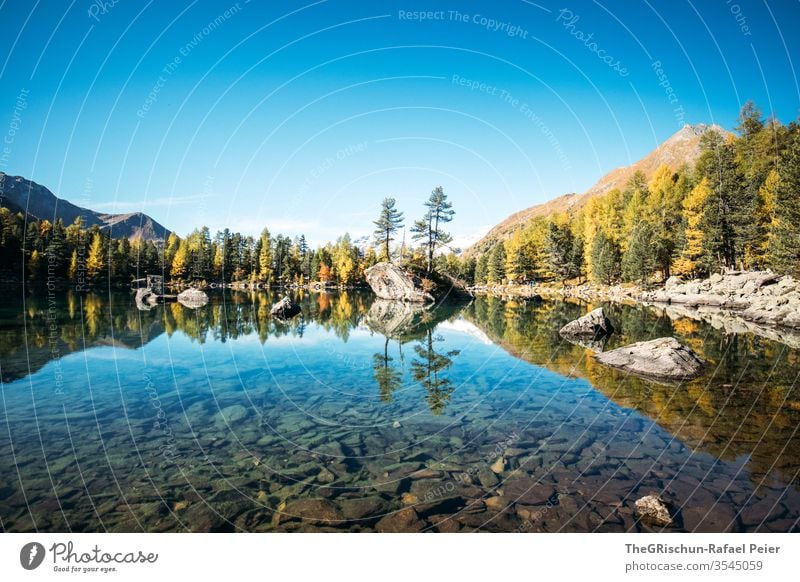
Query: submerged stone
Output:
[[634, 495, 673, 527]]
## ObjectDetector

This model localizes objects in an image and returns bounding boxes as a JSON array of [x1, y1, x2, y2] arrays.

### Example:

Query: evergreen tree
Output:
[[622, 222, 656, 284], [590, 230, 621, 285], [770, 126, 800, 276], [411, 186, 454, 274], [697, 131, 749, 269], [546, 220, 575, 282], [372, 197, 404, 262], [474, 252, 489, 284], [487, 241, 506, 283]]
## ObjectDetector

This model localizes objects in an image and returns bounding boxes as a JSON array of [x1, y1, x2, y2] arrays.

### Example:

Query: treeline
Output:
[[0, 209, 374, 287], [451, 102, 800, 286], [0, 183, 459, 288]]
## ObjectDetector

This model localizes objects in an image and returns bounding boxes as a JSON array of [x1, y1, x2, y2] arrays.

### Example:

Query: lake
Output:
[[1, 289, 798, 532]]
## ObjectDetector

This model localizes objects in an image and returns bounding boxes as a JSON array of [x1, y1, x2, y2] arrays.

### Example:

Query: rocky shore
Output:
[[471, 271, 800, 347]]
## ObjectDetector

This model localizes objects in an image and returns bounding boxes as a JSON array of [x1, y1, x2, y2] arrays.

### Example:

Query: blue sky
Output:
[[1, 0, 798, 246]]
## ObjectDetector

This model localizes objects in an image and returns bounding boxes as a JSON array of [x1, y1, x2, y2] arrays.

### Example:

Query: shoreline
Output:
[[469, 271, 800, 348]]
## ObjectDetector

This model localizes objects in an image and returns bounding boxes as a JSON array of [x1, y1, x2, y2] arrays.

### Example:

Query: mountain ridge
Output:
[[467, 123, 730, 255], [0, 172, 171, 241]]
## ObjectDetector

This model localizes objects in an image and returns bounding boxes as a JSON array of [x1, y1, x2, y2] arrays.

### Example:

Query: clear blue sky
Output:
[[1, 0, 798, 246]]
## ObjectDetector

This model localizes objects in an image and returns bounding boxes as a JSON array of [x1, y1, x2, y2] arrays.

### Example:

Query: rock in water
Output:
[[634, 495, 673, 526], [270, 296, 301, 318], [490, 456, 506, 474], [364, 262, 434, 303], [177, 287, 208, 309], [374, 507, 426, 532], [594, 337, 705, 381], [559, 307, 614, 340]]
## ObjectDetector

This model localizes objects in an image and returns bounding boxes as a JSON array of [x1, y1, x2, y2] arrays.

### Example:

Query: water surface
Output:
[[1, 289, 798, 532]]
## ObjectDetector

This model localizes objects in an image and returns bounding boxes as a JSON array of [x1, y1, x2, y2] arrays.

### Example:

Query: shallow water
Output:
[[1, 289, 798, 532]]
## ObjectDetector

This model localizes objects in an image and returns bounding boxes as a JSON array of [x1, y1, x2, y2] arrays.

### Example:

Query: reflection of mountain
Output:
[[0, 289, 369, 383], [0, 292, 165, 382], [461, 296, 800, 489]]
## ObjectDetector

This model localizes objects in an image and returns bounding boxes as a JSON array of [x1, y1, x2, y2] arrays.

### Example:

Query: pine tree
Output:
[[622, 222, 656, 284], [546, 220, 575, 282], [697, 131, 749, 269], [487, 242, 506, 283], [410, 186, 454, 274], [474, 252, 489, 284], [770, 126, 800, 276], [373, 197, 404, 262], [590, 230, 620, 285]]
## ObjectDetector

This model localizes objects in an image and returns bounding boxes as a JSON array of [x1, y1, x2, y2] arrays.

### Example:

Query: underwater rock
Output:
[[213, 405, 249, 427], [177, 287, 208, 309], [338, 496, 386, 520], [278, 498, 344, 525], [490, 456, 506, 474], [593, 337, 706, 381], [634, 495, 673, 527], [501, 479, 555, 506], [374, 507, 426, 532], [270, 296, 301, 319], [364, 262, 434, 303]]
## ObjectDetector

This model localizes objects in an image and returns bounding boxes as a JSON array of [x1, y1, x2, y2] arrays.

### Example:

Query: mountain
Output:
[[468, 123, 729, 255], [0, 172, 171, 241]]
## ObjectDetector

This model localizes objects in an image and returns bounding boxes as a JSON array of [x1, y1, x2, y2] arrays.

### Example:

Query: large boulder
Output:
[[177, 287, 208, 309], [559, 307, 614, 340], [365, 262, 434, 303], [593, 337, 705, 382], [270, 296, 301, 319]]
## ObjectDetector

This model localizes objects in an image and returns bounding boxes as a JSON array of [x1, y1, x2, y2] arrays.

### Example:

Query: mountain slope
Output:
[[468, 123, 729, 255], [0, 172, 171, 241]]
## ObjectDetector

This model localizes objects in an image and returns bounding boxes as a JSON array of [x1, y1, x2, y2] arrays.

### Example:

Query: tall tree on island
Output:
[[372, 197, 404, 262], [411, 186, 455, 274]]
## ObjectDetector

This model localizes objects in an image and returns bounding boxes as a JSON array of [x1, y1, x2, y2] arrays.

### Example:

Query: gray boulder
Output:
[[634, 495, 673, 527], [177, 287, 208, 309], [594, 337, 705, 381], [559, 308, 614, 340], [270, 296, 301, 319], [365, 262, 434, 303]]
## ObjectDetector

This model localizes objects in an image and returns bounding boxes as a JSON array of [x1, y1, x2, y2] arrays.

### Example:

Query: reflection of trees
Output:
[[411, 329, 460, 415], [0, 288, 369, 382], [372, 337, 403, 402], [463, 295, 800, 490]]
